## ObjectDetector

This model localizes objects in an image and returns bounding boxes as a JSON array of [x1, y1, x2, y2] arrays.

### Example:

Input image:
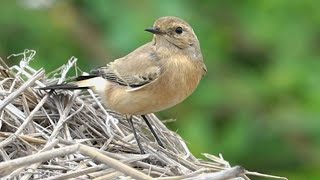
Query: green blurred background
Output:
[[1, 1, 319, 179]]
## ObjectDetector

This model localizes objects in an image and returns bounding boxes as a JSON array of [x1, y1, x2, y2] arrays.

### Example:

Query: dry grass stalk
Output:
[[0, 50, 287, 179]]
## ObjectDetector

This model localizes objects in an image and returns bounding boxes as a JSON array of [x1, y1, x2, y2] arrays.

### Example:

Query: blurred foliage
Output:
[[1, 0, 320, 179]]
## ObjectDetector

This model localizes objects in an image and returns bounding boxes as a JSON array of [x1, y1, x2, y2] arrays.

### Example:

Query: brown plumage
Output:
[[43, 16, 206, 116], [40, 16, 206, 151]]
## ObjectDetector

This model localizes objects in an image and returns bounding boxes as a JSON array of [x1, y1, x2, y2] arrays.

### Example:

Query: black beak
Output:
[[145, 27, 161, 34]]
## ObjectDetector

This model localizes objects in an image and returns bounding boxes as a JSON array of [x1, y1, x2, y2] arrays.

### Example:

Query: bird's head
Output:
[[145, 16, 200, 50]]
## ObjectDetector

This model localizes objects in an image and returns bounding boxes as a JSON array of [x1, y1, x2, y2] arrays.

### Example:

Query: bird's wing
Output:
[[90, 43, 163, 89]]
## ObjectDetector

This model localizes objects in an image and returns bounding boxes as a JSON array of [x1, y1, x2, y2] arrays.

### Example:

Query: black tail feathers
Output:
[[74, 75, 98, 81], [38, 75, 98, 91], [38, 83, 89, 90]]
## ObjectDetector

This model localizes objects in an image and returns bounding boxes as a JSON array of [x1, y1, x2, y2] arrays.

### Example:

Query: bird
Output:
[[40, 16, 207, 154]]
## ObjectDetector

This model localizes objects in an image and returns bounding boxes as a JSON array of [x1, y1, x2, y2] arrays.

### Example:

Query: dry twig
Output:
[[0, 50, 287, 180]]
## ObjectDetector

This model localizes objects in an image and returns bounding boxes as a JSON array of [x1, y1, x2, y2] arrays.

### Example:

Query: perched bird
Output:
[[41, 16, 207, 153]]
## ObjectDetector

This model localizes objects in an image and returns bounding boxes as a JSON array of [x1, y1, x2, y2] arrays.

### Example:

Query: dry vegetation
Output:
[[0, 50, 287, 179]]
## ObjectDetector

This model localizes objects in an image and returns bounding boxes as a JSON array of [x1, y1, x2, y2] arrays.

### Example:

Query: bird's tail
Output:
[[38, 84, 90, 90], [38, 75, 98, 90]]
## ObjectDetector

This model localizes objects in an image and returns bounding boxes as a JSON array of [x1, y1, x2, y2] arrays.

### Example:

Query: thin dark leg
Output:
[[127, 115, 145, 154], [141, 115, 165, 148]]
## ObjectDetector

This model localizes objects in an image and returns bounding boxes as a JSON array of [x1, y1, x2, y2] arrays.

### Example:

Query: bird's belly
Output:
[[105, 72, 201, 115], [110, 88, 189, 115]]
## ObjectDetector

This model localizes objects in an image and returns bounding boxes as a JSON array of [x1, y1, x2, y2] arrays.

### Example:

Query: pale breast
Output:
[[104, 56, 203, 115]]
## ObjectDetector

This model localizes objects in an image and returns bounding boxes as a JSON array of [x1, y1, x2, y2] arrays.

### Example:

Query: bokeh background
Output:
[[1, 1, 319, 179]]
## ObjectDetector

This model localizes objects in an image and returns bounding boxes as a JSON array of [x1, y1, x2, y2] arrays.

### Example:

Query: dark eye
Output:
[[175, 27, 183, 34]]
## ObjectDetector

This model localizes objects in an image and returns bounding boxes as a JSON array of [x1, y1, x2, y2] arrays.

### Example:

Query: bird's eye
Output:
[[175, 27, 183, 34]]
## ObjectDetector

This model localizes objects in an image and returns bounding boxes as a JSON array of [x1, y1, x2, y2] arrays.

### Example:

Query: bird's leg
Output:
[[127, 115, 145, 154], [141, 114, 165, 148]]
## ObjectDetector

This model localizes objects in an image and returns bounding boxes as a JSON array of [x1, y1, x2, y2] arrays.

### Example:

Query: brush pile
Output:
[[0, 50, 286, 179]]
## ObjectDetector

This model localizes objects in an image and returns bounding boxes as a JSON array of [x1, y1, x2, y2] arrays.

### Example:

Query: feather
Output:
[[38, 84, 89, 90]]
